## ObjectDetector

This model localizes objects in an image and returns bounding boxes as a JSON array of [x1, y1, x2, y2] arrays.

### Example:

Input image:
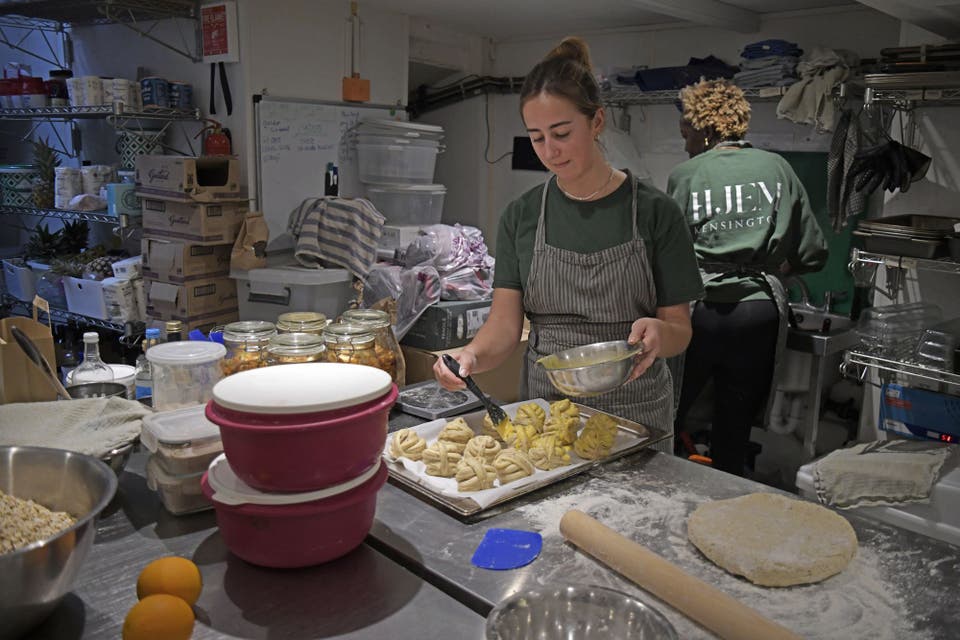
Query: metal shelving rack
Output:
[[602, 85, 789, 107], [1, 292, 128, 332], [848, 248, 960, 276], [0, 204, 121, 224]]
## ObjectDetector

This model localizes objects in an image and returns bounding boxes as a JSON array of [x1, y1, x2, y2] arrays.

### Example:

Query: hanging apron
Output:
[[697, 261, 790, 425], [520, 174, 675, 442]]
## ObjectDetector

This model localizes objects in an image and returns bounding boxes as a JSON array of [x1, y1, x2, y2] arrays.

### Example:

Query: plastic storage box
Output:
[[2, 259, 36, 301], [232, 264, 354, 323], [357, 139, 440, 184], [146, 341, 226, 411], [364, 183, 445, 226]]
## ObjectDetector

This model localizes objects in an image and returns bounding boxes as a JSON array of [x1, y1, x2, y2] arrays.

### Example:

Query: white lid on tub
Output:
[[358, 118, 444, 136], [141, 405, 221, 451], [145, 341, 226, 366], [211, 362, 392, 414], [364, 183, 447, 193], [206, 454, 382, 505]]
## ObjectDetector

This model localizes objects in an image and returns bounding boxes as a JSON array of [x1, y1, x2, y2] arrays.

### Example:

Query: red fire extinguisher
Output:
[[196, 119, 231, 156]]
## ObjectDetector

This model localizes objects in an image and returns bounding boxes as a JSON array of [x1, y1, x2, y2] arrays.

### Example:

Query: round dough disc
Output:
[[687, 492, 857, 587]]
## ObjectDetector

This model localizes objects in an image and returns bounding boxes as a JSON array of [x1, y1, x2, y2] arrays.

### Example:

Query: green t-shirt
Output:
[[667, 147, 828, 302], [493, 175, 704, 308]]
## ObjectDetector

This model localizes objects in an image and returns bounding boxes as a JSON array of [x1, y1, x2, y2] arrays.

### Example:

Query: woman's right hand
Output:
[[433, 349, 477, 391]]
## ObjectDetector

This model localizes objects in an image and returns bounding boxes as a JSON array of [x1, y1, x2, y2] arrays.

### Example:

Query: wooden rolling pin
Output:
[[560, 509, 802, 640]]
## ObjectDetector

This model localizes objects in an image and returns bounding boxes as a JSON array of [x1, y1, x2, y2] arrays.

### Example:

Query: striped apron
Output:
[[520, 174, 674, 449]]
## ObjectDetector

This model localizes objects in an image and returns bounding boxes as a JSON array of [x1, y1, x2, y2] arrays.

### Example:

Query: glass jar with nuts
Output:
[[276, 311, 328, 335], [265, 332, 326, 365], [339, 309, 405, 386], [222, 320, 277, 376]]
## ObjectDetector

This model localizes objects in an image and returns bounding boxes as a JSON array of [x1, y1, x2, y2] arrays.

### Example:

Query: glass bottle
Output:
[[135, 327, 161, 400], [221, 320, 277, 375], [72, 331, 115, 384], [276, 311, 328, 335], [165, 320, 183, 342], [321, 322, 382, 371], [265, 332, 326, 365], [339, 309, 405, 385]]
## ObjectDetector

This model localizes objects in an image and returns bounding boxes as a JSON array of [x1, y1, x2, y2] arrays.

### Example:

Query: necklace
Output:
[[557, 167, 615, 201]]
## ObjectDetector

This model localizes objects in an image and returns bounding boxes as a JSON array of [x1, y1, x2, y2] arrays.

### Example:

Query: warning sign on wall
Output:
[[201, 1, 239, 63]]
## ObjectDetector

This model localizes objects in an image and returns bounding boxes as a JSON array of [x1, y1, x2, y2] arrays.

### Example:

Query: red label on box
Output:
[[202, 4, 229, 56]]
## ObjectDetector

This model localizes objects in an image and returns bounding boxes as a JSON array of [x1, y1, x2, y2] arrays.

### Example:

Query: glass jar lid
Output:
[[223, 320, 278, 342], [340, 308, 391, 329], [276, 311, 328, 332], [267, 332, 326, 356], [322, 322, 375, 347]]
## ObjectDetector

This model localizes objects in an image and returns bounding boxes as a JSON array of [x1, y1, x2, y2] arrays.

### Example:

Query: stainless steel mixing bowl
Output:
[[65, 381, 127, 399], [0, 446, 118, 640], [535, 340, 642, 397], [486, 584, 678, 640]]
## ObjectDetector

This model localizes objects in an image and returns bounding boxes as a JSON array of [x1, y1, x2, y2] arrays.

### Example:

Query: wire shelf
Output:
[[1, 292, 129, 332], [844, 349, 960, 390], [0, 104, 201, 121], [602, 85, 789, 106], [0, 205, 130, 226]]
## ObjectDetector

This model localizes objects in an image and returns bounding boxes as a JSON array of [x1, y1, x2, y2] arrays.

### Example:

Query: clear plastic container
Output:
[[265, 332, 327, 365], [146, 456, 212, 515], [141, 405, 224, 475], [146, 341, 226, 411], [276, 311, 328, 334], [856, 302, 943, 357], [357, 140, 440, 184], [363, 183, 446, 226], [222, 320, 277, 376], [339, 309, 405, 385]]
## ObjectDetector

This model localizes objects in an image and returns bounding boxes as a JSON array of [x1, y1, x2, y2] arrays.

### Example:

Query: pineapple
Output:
[[60, 219, 89, 255], [24, 223, 63, 263], [31, 137, 61, 209]]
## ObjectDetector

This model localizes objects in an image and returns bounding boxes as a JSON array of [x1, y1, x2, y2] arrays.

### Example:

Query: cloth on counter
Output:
[[777, 47, 859, 132], [741, 39, 802, 60], [633, 55, 738, 92], [287, 196, 385, 280], [0, 397, 150, 458], [812, 440, 953, 509]]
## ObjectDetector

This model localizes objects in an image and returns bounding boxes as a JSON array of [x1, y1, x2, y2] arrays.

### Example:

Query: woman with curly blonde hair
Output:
[[668, 78, 828, 476]]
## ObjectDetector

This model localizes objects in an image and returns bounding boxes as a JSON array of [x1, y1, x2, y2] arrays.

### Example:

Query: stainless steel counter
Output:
[[33, 451, 486, 639], [375, 411, 960, 640]]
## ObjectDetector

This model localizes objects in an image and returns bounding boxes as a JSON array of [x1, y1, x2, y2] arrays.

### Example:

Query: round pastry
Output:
[[462, 435, 502, 464], [437, 418, 474, 450], [482, 413, 515, 442], [573, 427, 613, 460], [493, 448, 535, 485], [584, 413, 618, 441], [455, 456, 497, 491], [549, 398, 580, 422], [505, 423, 539, 452], [390, 428, 427, 461], [528, 433, 572, 470], [422, 440, 462, 477], [514, 402, 547, 432], [542, 414, 579, 446]]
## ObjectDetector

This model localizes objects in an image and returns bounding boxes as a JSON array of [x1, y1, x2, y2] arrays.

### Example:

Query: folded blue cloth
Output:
[[742, 39, 802, 59], [633, 55, 738, 91], [739, 55, 799, 71]]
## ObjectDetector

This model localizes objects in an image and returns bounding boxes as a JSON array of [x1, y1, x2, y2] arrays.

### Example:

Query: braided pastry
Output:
[[583, 413, 618, 445], [514, 402, 547, 432], [505, 423, 539, 452], [493, 448, 535, 485], [542, 414, 579, 446], [462, 435, 502, 464], [549, 398, 580, 422], [455, 456, 497, 491], [437, 418, 474, 452], [390, 428, 427, 461], [528, 433, 572, 470], [422, 440, 463, 477], [573, 427, 613, 460], [482, 413, 515, 442]]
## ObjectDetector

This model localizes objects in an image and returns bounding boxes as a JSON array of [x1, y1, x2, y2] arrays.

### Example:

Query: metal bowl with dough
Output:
[[535, 340, 642, 397], [486, 584, 678, 639]]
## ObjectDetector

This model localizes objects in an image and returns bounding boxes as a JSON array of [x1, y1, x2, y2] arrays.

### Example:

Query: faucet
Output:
[[783, 276, 846, 313]]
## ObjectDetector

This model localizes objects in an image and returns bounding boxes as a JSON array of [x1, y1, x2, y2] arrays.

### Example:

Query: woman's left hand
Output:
[[626, 317, 662, 380]]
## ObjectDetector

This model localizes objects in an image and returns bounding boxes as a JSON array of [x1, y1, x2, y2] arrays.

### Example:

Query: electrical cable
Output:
[[484, 93, 513, 165]]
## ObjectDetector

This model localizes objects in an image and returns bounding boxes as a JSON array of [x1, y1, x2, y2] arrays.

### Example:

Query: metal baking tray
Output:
[[385, 401, 669, 518], [853, 230, 944, 259]]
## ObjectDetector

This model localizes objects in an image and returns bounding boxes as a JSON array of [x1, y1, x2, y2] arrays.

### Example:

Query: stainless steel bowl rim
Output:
[[0, 445, 118, 558], [535, 341, 643, 371]]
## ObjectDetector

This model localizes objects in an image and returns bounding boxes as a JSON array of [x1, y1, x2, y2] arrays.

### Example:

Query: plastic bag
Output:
[[404, 224, 495, 274], [439, 266, 494, 301], [362, 264, 441, 340]]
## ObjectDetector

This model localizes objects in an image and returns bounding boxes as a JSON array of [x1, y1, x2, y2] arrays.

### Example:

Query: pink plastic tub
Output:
[[206, 363, 397, 492], [202, 460, 387, 568]]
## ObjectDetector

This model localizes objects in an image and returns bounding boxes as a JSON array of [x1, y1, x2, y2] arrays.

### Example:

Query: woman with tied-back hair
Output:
[[668, 78, 827, 475], [434, 36, 703, 444]]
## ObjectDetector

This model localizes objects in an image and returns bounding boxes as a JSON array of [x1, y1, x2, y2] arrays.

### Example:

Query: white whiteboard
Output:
[[254, 96, 399, 252]]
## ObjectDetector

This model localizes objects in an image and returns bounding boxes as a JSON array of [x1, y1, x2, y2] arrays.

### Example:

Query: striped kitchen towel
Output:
[[288, 196, 385, 280]]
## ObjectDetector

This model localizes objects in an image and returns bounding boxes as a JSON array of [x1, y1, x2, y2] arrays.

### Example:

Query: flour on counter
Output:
[[515, 472, 948, 640]]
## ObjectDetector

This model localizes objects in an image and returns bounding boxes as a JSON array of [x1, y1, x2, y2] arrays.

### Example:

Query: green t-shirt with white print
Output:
[[667, 146, 828, 303]]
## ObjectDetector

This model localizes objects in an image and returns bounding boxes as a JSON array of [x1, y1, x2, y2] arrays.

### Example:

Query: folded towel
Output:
[[287, 197, 385, 280], [0, 397, 151, 458], [812, 440, 953, 509], [741, 39, 802, 60]]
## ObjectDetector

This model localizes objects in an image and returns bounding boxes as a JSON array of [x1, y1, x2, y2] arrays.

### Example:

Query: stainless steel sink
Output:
[[786, 306, 859, 356]]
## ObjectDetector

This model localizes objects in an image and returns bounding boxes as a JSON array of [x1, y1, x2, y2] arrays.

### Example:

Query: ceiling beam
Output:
[[854, 0, 960, 40], [626, 0, 760, 33]]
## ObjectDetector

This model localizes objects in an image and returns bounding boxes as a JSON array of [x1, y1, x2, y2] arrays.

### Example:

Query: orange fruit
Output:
[[122, 593, 194, 640], [135, 556, 203, 605]]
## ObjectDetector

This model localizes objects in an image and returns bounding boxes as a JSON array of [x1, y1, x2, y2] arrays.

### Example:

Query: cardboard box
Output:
[[400, 299, 492, 350], [135, 155, 242, 201], [146, 276, 238, 319], [879, 383, 960, 443], [111, 255, 142, 280], [0, 317, 57, 404], [146, 309, 239, 335], [142, 238, 232, 282], [401, 330, 528, 404], [140, 194, 247, 244]]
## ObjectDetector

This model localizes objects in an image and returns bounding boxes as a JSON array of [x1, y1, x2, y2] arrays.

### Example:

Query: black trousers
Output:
[[676, 299, 779, 475]]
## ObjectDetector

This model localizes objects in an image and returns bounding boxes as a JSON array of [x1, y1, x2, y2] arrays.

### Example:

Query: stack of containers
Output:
[[201, 362, 397, 568], [355, 119, 446, 251]]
